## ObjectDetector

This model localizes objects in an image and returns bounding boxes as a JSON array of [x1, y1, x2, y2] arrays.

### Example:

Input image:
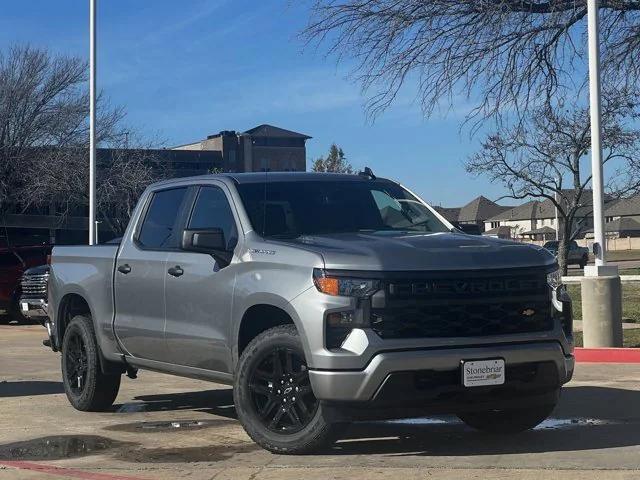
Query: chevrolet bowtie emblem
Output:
[[522, 308, 536, 317]]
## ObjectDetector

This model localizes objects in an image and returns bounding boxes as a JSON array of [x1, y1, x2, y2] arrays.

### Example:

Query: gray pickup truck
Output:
[[47, 172, 574, 453]]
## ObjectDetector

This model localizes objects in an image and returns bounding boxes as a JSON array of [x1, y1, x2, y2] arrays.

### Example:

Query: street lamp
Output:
[[582, 0, 622, 347], [89, 0, 97, 245]]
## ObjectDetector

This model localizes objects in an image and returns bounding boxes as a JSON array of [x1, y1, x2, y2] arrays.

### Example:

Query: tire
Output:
[[457, 401, 557, 434], [61, 315, 121, 411], [579, 256, 588, 269], [234, 325, 340, 454]]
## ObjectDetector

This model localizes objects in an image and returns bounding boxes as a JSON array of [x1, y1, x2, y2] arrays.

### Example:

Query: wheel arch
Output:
[[233, 300, 308, 369], [56, 293, 125, 375], [56, 293, 92, 348]]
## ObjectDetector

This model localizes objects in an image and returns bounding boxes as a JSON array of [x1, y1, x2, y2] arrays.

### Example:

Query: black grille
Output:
[[371, 269, 553, 339], [20, 274, 48, 298]]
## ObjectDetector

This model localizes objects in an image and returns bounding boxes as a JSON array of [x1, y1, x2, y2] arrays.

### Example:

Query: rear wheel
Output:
[[457, 401, 557, 434], [61, 315, 121, 411], [234, 325, 340, 454]]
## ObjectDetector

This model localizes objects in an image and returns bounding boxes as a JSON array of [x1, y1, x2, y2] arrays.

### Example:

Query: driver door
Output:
[[163, 184, 239, 373]]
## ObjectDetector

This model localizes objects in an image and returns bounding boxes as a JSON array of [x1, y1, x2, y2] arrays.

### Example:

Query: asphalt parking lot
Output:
[[1, 324, 640, 479]]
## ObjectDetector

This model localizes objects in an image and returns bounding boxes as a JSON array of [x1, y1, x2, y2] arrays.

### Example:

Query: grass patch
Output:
[[567, 282, 640, 323], [604, 250, 640, 262], [573, 329, 640, 348]]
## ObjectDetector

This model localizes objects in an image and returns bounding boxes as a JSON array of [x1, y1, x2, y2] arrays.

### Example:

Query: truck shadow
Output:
[[117, 385, 640, 456], [328, 386, 640, 456], [0, 381, 64, 397], [116, 389, 237, 419]]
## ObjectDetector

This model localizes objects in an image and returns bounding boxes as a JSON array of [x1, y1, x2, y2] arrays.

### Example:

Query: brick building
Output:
[[173, 124, 311, 172]]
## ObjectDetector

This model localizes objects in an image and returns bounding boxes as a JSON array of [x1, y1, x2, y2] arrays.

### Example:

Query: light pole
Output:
[[581, 0, 622, 347], [89, 0, 97, 245], [586, 0, 607, 270]]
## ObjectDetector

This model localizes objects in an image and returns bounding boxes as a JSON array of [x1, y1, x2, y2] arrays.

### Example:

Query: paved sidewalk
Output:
[[573, 320, 640, 331], [2, 325, 640, 479]]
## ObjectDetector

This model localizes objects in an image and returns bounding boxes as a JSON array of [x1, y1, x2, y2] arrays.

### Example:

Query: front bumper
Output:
[[309, 341, 574, 407], [19, 297, 48, 320]]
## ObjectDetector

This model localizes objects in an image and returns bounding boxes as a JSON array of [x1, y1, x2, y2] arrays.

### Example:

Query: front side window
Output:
[[138, 187, 188, 249], [188, 186, 237, 249], [237, 180, 449, 238]]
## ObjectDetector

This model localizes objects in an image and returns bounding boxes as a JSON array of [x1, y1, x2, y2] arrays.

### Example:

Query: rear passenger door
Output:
[[114, 186, 190, 362], [163, 184, 239, 373]]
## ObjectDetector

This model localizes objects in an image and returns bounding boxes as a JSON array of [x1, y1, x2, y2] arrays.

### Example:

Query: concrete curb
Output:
[[575, 347, 640, 363]]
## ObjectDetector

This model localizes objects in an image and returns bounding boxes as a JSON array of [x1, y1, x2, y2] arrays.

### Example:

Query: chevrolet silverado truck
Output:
[[47, 172, 574, 453]]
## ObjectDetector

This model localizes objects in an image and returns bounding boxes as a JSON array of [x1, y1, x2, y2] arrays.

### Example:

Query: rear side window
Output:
[[138, 188, 188, 249], [188, 186, 238, 249]]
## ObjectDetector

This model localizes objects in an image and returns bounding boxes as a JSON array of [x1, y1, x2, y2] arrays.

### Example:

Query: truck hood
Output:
[[285, 231, 556, 271]]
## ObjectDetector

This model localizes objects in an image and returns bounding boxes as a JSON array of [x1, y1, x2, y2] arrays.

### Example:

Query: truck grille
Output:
[[371, 268, 553, 339], [21, 274, 49, 298]]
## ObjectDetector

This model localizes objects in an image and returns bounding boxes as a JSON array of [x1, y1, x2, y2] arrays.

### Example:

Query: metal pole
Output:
[[554, 188, 559, 241], [89, 0, 97, 245], [587, 0, 606, 268]]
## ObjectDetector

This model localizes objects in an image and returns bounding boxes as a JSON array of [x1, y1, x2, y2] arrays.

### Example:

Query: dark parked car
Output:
[[19, 264, 50, 323], [543, 240, 589, 268], [0, 245, 51, 323]]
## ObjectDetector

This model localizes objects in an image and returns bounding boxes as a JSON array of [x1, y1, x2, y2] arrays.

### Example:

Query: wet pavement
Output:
[[1, 325, 640, 479]]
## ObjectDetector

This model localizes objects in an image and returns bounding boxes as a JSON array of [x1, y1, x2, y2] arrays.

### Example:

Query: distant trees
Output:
[[312, 144, 353, 173], [0, 45, 170, 238]]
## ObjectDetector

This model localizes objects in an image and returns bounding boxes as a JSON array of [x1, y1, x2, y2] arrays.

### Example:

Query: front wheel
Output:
[[61, 315, 121, 411], [579, 256, 588, 269], [234, 325, 340, 454], [457, 401, 557, 434]]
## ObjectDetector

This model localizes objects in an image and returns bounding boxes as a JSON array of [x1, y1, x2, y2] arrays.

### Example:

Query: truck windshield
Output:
[[236, 180, 450, 238]]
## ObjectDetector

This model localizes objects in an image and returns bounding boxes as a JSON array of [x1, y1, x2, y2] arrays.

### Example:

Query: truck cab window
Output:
[[138, 187, 188, 249], [188, 186, 237, 249]]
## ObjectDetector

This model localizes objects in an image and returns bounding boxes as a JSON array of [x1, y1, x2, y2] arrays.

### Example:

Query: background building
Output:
[[434, 196, 512, 233], [173, 124, 311, 172]]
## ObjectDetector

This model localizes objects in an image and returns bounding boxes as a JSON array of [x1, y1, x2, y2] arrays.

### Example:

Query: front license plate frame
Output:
[[462, 358, 505, 387]]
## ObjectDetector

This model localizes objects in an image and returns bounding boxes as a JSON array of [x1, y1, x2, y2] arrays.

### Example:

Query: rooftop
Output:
[[604, 196, 640, 217], [457, 196, 512, 223], [243, 124, 312, 139]]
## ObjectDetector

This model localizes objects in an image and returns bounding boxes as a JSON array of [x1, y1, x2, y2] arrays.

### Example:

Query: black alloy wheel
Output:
[[64, 329, 89, 395], [61, 315, 121, 411], [248, 347, 318, 433]]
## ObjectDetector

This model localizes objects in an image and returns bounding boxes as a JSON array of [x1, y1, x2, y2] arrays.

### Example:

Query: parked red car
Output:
[[0, 245, 51, 323]]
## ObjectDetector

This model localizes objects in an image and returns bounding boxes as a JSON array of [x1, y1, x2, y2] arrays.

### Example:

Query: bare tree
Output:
[[22, 140, 170, 236], [466, 88, 640, 273], [312, 143, 354, 173], [302, 1, 640, 125], [0, 45, 124, 215], [0, 45, 171, 240]]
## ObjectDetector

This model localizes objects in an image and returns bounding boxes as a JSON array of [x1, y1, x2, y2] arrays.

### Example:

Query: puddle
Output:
[[534, 417, 617, 430], [106, 418, 236, 433], [386, 417, 452, 426], [0, 435, 126, 460], [384, 416, 618, 431]]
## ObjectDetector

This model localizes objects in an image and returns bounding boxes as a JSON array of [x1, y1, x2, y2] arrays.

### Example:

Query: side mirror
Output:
[[182, 228, 226, 252], [181, 228, 234, 266]]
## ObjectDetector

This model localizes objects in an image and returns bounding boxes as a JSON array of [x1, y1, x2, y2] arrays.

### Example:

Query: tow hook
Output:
[[126, 366, 138, 379]]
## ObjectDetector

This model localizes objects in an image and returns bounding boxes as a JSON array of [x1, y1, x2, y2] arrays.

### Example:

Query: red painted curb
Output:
[[0, 461, 149, 480], [575, 347, 640, 363]]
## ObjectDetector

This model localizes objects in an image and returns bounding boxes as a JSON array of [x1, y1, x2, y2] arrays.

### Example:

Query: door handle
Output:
[[167, 265, 184, 277], [117, 264, 131, 274]]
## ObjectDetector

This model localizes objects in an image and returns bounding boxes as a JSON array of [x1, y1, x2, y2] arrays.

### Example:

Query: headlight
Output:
[[313, 269, 380, 298], [547, 268, 562, 290]]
